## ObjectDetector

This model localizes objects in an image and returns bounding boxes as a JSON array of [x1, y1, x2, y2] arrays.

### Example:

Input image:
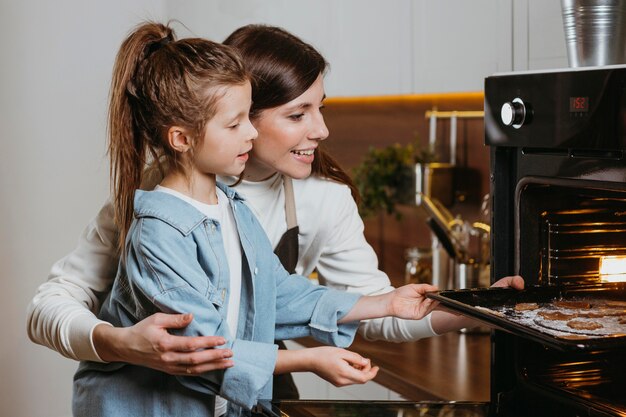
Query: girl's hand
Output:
[[307, 347, 379, 387], [386, 284, 439, 320], [93, 313, 234, 375]]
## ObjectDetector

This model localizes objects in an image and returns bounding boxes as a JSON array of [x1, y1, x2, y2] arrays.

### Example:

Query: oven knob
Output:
[[501, 98, 526, 129]]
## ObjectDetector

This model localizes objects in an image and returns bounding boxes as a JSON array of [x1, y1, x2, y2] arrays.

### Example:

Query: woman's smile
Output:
[[290, 147, 316, 163]]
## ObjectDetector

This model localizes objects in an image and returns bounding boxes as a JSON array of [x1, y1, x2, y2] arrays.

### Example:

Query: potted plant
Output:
[[353, 140, 436, 218]]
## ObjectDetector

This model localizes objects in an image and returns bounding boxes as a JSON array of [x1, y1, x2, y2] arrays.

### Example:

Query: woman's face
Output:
[[243, 74, 329, 181]]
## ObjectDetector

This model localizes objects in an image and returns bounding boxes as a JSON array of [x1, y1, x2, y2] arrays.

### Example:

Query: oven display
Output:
[[569, 96, 589, 112]]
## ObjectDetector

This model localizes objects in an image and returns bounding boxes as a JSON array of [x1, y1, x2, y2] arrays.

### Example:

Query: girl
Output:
[[70, 21, 437, 417]]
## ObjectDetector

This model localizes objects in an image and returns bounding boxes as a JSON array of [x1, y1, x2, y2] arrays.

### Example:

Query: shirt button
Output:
[[254, 267, 259, 275], [211, 224, 216, 232]]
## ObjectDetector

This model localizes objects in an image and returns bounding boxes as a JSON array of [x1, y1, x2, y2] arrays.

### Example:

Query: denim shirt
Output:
[[73, 183, 361, 417]]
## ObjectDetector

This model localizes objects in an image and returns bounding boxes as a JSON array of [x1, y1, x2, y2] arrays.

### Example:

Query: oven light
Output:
[[598, 256, 626, 282]]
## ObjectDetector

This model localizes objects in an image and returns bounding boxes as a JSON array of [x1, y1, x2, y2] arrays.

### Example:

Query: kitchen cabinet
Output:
[[513, 0, 568, 71], [167, 0, 568, 96]]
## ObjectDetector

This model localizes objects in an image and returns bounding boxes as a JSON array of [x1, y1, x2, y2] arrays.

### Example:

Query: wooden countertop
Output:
[[295, 330, 491, 402]]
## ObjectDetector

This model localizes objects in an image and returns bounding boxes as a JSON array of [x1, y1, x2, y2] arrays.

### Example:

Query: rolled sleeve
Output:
[[309, 290, 361, 347], [220, 339, 278, 408]]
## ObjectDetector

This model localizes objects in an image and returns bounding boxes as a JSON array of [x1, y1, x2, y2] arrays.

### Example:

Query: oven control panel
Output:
[[485, 65, 626, 151]]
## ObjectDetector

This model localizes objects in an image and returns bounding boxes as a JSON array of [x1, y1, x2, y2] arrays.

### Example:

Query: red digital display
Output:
[[570, 96, 589, 112]]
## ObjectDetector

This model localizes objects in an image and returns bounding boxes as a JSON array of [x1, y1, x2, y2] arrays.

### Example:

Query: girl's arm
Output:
[[338, 283, 439, 324], [275, 347, 378, 387]]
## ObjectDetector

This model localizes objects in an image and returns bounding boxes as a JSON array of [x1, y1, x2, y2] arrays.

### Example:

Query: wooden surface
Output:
[[296, 331, 491, 402]]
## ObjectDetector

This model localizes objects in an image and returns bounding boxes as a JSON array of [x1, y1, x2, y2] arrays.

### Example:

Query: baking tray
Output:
[[426, 282, 626, 351]]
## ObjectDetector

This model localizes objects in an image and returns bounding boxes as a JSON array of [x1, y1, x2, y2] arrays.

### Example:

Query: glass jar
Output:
[[404, 247, 433, 285]]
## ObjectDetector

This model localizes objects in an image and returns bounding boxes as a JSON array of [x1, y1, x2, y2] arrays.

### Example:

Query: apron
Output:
[[272, 176, 301, 399]]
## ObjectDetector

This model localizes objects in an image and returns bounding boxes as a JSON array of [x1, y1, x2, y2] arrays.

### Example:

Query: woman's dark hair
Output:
[[109, 21, 248, 251], [224, 24, 359, 202]]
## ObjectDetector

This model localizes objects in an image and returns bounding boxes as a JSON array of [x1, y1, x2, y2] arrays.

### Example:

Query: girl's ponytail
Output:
[[108, 22, 174, 252]]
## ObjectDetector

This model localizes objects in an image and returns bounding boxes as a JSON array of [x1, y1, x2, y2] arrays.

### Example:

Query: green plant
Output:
[[353, 139, 436, 218]]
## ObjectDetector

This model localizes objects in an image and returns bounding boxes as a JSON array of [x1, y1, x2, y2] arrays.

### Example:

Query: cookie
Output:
[[538, 310, 577, 321], [515, 302, 539, 311], [566, 319, 603, 330]]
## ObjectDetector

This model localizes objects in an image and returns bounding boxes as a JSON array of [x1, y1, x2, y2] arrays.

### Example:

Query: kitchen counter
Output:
[[295, 330, 491, 402]]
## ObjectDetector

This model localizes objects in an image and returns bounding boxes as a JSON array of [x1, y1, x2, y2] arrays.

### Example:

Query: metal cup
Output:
[[562, 0, 626, 67]]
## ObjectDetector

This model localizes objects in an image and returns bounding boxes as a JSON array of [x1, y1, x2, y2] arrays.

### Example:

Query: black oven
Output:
[[485, 65, 626, 417]]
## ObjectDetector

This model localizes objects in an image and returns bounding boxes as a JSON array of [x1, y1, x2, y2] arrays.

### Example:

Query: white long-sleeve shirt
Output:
[[27, 173, 436, 362]]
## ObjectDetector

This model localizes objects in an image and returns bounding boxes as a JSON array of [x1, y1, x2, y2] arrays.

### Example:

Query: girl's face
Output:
[[244, 73, 329, 181], [195, 81, 257, 177]]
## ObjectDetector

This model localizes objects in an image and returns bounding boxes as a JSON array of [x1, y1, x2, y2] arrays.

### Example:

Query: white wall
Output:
[[0, 2, 166, 416], [0, 1, 568, 416], [168, 0, 519, 96], [167, 0, 416, 96]]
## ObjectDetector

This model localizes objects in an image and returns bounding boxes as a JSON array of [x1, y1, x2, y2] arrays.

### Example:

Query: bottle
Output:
[[404, 247, 433, 285]]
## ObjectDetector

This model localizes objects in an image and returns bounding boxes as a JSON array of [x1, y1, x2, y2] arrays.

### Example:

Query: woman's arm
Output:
[[275, 347, 378, 387], [26, 199, 233, 374], [27, 200, 120, 361]]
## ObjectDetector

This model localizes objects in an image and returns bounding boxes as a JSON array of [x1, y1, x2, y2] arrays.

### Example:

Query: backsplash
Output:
[[322, 92, 487, 281]]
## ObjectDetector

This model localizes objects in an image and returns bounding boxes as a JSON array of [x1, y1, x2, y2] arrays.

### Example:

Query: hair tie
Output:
[[146, 36, 172, 58]]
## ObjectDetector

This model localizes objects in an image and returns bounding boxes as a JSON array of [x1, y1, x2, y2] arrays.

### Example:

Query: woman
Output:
[[27, 23, 523, 396]]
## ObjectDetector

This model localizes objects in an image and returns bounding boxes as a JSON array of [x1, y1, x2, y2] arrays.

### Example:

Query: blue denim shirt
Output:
[[73, 183, 361, 417]]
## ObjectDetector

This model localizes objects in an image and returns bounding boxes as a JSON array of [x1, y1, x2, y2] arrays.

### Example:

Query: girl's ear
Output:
[[167, 126, 192, 153]]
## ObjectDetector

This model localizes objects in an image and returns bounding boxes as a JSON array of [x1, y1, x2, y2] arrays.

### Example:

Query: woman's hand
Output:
[[93, 313, 234, 375], [276, 347, 378, 387], [491, 275, 524, 290], [386, 284, 440, 320]]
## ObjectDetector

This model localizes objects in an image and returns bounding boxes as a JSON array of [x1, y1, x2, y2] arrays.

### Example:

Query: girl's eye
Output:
[[288, 113, 304, 121], [229, 123, 240, 129]]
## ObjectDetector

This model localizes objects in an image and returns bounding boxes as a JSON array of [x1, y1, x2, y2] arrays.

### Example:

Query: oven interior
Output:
[[518, 181, 626, 287], [497, 180, 626, 417]]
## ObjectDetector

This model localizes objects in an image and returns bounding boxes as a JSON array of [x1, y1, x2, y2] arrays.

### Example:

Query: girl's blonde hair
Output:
[[108, 21, 248, 251]]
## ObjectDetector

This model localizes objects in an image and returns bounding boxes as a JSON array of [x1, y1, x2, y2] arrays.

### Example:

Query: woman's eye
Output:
[[288, 113, 304, 121], [229, 123, 240, 129]]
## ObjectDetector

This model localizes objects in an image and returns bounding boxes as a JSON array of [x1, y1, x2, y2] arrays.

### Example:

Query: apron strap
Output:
[[283, 175, 298, 229]]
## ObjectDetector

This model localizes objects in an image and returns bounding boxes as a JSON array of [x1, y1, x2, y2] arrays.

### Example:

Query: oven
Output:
[[485, 64, 626, 417]]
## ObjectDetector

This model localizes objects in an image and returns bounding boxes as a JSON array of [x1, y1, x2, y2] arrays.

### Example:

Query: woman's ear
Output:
[[167, 126, 192, 153]]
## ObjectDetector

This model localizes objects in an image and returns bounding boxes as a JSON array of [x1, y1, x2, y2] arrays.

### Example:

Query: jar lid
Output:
[[404, 247, 432, 259]]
